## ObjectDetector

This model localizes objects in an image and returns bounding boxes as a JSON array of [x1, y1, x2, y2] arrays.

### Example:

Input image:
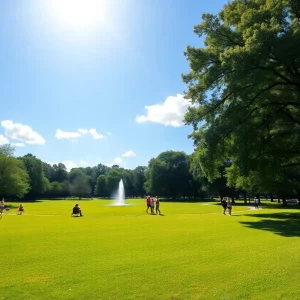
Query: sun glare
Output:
[[49, 0, 107, 31]]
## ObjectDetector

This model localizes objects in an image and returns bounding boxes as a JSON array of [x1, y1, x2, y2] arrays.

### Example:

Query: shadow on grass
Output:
[[240, 212, 300, 237]]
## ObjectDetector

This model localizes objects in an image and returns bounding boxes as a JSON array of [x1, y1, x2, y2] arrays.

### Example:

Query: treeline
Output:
[[0, 144, 298, 204], [0, 143, 232, 200], [0, 145, 147, 199]]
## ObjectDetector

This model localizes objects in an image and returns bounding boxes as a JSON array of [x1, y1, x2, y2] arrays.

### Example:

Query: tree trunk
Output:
[[270, 193, 274, 202], [243, 192, 247, 204], [282, 197, 287, 207], [231, 197, 235, 204]]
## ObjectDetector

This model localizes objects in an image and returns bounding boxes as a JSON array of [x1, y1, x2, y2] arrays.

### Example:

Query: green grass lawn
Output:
[[1, 199, 300, 300]]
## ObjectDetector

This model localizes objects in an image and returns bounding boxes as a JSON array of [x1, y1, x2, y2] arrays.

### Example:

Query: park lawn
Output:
[[1, 199, 300, 300]]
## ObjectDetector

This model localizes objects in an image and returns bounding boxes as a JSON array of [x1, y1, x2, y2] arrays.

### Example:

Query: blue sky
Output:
[[0, 0, 226, 170]]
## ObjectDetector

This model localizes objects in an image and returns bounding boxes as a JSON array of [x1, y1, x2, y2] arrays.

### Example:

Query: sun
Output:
[[49, 0, 107, 31]]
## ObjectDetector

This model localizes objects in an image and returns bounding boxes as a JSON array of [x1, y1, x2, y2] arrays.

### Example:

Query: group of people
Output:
[[221, 197, 232, 215], [221, 196, 261, 215], [146, 196, 161, 215], [0, 198, 25, 216]]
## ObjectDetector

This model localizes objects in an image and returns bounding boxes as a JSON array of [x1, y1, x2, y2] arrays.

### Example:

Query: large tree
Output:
[[70, 171, 91, 199], [0, 145, 30, 197], [95, 175, 107, 197], [105, 168, 123, 197], [183, 0, 300, 204], [20, 154, 49, 198], [145, 151, 190, 199], [52, 163, 68, 182], [132, 166, 147, 197]]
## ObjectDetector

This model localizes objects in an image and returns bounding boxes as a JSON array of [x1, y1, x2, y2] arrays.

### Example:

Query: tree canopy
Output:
[[183, 0, 300, 203]]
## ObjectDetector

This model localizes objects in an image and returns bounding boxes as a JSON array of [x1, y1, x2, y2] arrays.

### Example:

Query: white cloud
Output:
[[79, 160, 89, 165], [0, 134, 9, 145], [114, 157, 123, 164], [78, 129, 88, 135], [11, 142, 25, 147], [55, 129, 81, 140], [55, 128, 104, 141], [136, 94, 191, 127], [49, 160, 78, 171], [1, 120, 45, 144], [106, 132, 112, 136], [107, 163, 114, 168], [89, 128, 104, 140], [122, 150, 136, 157]]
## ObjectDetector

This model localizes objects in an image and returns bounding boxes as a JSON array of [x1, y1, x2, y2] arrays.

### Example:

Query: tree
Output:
[[145, 151, 190, 199], [43, 162, 54, 182], [95, 175, 107, 197], [61, 180, 70, 198], [93, 164, 108, 178], [70, 172, 91, 199], [0, 145, 30, 197], [105, 168, 123, 197], [52, 163, 68, 182], [183, 0, 300, 204], [20, 154, 49, 198], [132, 166, 147, 197], [49, 181, 62, 198]]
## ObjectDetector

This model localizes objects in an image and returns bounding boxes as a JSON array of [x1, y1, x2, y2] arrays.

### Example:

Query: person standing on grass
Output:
[[146, 196, 151, 214], [254, 197, 259, 209], [155, 197, 161, 215], [226, 197, 232, 215], [17, 204, 25, 215], [150, 198, 155, 214], [0, 198, 5, 214], [221, 198, 227, 215]]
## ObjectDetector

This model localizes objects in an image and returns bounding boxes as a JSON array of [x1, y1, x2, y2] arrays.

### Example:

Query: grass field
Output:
[[1, 199, 300, 300]]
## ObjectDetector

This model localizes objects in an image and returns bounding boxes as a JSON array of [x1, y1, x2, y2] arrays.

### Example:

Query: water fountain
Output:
[[113, 179, 126, 206]]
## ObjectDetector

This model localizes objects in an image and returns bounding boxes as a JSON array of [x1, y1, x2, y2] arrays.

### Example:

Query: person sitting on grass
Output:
[[17, 204, 25, 215], [72, 204, 83, 217]]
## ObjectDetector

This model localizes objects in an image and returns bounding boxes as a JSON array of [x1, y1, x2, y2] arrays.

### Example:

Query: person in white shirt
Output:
[[254, 197, 259, 209]]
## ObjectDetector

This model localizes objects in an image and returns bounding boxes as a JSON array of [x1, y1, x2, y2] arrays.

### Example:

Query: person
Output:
[[226, 197, 232, 215], [0, 198, 5, 214], [146, 196, 151, 214], [221, 198, 227, 215], [150, 198, 155, 214], [17, 204, 25, 215], [72, 204, 83, 217], [254, 197, 259, 209], [155, 197, 161, 215]]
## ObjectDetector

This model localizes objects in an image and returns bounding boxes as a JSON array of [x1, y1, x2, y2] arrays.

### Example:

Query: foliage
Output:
[[0, 145, 29, 197], [183, 0, 300, 201], [145, 151, 194, 199], [20, 154, 49, 197], [70, 171, 91, 199], [95, 175, 107, 197]]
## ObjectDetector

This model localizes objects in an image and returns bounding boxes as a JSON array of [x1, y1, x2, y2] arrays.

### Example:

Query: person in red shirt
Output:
[[17, 204, 25, 215], [146, 196, 151, 214]]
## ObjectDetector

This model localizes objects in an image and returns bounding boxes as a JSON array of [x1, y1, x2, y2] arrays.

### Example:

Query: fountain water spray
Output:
[[114, 179, 126, 206]]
